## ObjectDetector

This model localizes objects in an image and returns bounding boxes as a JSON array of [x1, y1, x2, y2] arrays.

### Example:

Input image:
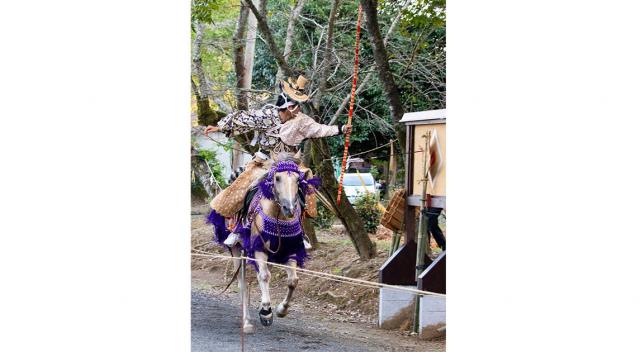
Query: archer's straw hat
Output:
[[280, 75, 310, 102]]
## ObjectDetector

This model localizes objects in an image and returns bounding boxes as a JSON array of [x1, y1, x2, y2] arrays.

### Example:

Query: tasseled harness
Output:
[[232, 160, 321, 267]]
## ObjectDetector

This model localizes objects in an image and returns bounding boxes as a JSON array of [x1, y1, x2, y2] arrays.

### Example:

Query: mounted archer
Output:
[[204, 75, 351, 247]]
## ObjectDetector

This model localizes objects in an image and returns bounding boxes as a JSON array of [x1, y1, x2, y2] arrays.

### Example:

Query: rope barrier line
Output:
[[191, 251, 409, 293], [191, 251, 445, 297], [201, 130, 417, 165], [320, 144, 427, 163]]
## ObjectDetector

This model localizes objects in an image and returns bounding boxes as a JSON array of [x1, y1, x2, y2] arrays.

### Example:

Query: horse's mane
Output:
[[273, 152, 301, 164], [250, 152, 300, 189]]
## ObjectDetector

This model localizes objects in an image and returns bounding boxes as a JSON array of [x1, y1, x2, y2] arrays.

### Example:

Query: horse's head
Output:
[[260, 152, 319, 218]]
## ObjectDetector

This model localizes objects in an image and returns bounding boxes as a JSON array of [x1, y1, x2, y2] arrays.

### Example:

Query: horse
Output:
[[207, 152, 320, 334]]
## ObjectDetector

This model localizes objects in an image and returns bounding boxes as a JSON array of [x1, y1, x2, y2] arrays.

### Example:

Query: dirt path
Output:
[[191, 204, 445, 351], [191, 288, 445, 352]]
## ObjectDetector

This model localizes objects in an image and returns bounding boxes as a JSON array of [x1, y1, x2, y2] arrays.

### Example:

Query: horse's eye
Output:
[[275, 176, 281, 182]]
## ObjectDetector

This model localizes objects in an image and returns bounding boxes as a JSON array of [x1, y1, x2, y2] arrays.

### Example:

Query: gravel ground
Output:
[[191, 289, 445, 352]]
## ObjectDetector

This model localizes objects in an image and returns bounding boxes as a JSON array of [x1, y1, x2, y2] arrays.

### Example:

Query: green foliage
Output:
[[313, 202, 336, 230], [191, 0, 445, 183], [191, 0, 238, 112], [381, 0, 446, 29], [369, 165, 380, 180], [191, 0, 222, 26], [191, 176, 209, 201], [354, 193, 382, 234], [198, 149, 228, 188]]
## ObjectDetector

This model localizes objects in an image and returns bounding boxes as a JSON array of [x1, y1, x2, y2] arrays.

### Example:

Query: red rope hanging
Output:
[[337, 3, 363, 205]]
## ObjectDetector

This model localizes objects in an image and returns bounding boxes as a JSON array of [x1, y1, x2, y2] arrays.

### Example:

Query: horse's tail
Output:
[[214, 263, 241, 296]]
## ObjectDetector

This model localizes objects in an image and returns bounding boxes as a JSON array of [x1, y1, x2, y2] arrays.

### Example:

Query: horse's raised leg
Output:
[[254, 251, 273, 326], [276, 259, 299, 318], [231, 246, 254, 334]]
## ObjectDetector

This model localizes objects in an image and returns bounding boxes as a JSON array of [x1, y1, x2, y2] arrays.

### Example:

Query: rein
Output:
[[254, 160, 305, 255], [257, 205, 283, 255]]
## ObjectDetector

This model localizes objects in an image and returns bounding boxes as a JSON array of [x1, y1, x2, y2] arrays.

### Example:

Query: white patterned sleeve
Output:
[[217, 109, 276, 135]]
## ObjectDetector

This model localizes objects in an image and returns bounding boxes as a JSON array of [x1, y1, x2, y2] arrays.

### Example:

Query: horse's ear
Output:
[[300, 166, 313, 180], [263, 158, 274, 169], [294, 149, 302, 162]]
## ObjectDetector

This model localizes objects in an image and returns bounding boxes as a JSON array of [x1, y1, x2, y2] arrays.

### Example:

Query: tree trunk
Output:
[[359, 0, 406, 150], [309, 138, 377, 260], [244, 0, 296, 78], [192, 23, 219, 124], [191, 148, 216, 200], [243, 0, 265, 99], [302, 217, 318, 249], [231, 140, 245, 171], [233, 3, 250, 110], [277, 0, 307, 82], [191, 78, 215, 124], [312, 0, 340, 111]]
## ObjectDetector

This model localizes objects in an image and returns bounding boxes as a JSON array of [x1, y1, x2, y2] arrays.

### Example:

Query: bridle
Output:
[[256, 161, 304, 255]]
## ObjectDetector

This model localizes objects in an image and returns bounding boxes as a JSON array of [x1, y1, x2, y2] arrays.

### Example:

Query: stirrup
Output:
[[223, 232, 241, 247], [302, 234, 312, 250]]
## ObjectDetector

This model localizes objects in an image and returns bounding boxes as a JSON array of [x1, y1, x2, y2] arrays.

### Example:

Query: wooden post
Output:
[[388, 141, 396, 197], [404, 126, 416, 244], [388, 231, 401, 257], [239, 252, 248, 338], [302, 217, 318, 249], [413, 131, 430, 334], [415, 131, 431, 280]]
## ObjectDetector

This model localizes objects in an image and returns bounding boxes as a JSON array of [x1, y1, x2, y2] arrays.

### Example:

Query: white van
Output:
[[342, 173, 379, 203]]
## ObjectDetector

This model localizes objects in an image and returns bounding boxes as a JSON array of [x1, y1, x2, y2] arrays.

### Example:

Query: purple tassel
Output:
[[245, 231, 309, 271], [258, 176, 275, 200], [231, 160, 319, 271], [206, 209, 230, 245], [300, 176, 322, 195]]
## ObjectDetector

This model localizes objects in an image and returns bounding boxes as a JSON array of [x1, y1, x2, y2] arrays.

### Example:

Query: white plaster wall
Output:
[[419, 295, 446, 339], [378, 286, 417, 328]]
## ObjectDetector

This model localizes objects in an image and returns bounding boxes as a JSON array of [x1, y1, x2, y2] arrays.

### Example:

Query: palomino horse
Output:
[[208, 152, 319, 333]]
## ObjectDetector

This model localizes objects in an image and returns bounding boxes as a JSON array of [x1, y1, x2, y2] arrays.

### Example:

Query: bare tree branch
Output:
[[313, 0, 341, 111], [359, 0, 404, 135], [277, 0, 307, 81], [243, 0, 295, 78], [329, 10, 402, 125]]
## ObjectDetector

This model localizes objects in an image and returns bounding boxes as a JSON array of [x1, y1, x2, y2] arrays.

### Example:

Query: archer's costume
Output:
[[209, 76, 343, 219]]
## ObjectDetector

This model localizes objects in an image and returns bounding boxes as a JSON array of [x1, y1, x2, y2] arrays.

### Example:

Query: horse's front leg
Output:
[[231, 245, 254, 333], [254, 250, 273, 326], [276, 259, 299, 318]]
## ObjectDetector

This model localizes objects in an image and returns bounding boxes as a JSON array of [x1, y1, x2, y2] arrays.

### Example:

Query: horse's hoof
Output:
[[276, 303, 289, 318], [243, 323, 255, 334], [258, 307, 273, 326]]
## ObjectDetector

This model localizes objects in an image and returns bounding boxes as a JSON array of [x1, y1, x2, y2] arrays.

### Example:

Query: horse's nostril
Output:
[[282, 205, 293, 216]]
